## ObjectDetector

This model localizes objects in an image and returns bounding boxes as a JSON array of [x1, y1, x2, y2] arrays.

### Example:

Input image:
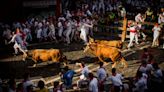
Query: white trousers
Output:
[[128, 32, 139, 48], [66, 29, 72, 44], [48, 31, 56, 40], [80, 28, 88, 44], [58, 28, 63, 37], [13, 43, 26, 54], [71, 28, 75, 41], [152, 32, 160, 46]]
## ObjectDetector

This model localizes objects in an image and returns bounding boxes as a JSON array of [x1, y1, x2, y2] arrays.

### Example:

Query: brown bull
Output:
[[89, 37, 123, 49], [27, 49, 67, 67], [84, 42, 128, 68]]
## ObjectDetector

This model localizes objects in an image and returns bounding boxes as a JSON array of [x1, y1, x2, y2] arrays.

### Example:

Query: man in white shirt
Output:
[[97, 62, 107, 91], [109, 68, 124, 92], [57, 19, 64, 40], [128, 22, 139, 49], [152, 23, 161, 47], [9, 28, 27, 60], [80, 62, 90, 78], [65, 20, 72, 44], [22, 73, 34, 92], [88, 73, 98, 92], [135, 13, 145, 23], [80, 18, 93, 45], [133, 71, 148, 92], [135, 13, 146, 41]]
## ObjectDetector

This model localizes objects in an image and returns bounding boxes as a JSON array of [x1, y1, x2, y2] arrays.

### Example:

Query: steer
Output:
[[27, 49, 67, 67], [84, 42, 128, 68], [89, 37, 123, 49]]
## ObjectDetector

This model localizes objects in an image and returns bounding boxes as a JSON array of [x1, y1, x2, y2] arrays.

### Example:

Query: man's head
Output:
[[112, 68, 116, 74], [80, 62, 85, 68], [88, 73, 94, 80], [99, 62, 104, 67]]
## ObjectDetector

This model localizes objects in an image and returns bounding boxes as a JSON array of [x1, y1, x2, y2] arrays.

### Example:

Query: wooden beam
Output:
[[121, 18, 128, 42]]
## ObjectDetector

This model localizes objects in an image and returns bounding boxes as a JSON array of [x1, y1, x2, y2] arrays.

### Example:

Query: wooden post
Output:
[[56, 0, 61, 18], [121, 17, 127, 42]]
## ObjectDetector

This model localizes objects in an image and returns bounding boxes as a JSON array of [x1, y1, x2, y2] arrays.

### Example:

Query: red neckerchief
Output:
[[112, 73, 116, 76]]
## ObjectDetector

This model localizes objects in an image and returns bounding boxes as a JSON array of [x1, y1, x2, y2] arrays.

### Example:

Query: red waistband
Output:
[[130, 30, 136, 33]]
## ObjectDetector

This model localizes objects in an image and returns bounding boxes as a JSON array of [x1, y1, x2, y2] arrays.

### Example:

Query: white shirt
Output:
[[49, 24, 55, 32], [58, 21, 63, 29], [135, 13, 144, 22], [134, 77, 147, 92], [158, 14, 164, 24], [153, 69, 163, 78], [37, 28, 42, 38], [139, 66, 147, 73], [66, 21, 72, 30], [153, 26, 161, 35], [146, 64, 153, 72], [129, 25, 137, 33], [89, 78, 98, 92], [81, 66, 89, 77], [97, 67, 107, 81], [109, 73, 123, 86], [66, 11, 72, 19], [23, 28, 29, 35]]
